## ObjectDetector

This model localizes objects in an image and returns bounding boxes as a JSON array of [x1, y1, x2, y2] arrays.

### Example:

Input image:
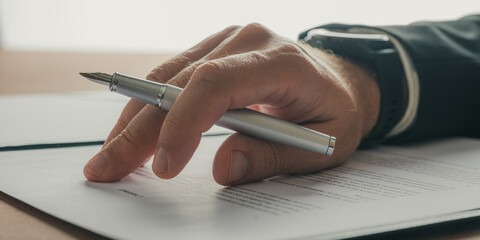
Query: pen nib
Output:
[[79, 72, 112, 87]]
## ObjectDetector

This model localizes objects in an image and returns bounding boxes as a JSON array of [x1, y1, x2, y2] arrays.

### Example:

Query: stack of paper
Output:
[[1, 136, 480, 239], [1, 92, 480, 239]]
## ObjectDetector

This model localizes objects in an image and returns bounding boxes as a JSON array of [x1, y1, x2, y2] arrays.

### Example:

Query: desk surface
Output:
[[0, 50, 174, 94], [1, 50, 480, 240]]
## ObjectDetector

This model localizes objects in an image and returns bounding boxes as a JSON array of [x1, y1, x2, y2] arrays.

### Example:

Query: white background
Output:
[[0, 0, 478, 53]]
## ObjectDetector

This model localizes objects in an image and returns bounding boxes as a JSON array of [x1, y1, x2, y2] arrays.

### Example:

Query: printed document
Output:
[[0, 136, 479, 239]]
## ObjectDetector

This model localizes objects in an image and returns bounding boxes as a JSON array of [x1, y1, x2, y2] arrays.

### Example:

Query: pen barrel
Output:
[[110, 73, 165, 106], [158, 84, 334, 155], [111, 73, 334, 156], [217, 109, 334, 156]]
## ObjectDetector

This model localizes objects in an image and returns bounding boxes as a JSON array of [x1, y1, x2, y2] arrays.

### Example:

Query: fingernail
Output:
[[85, 154, 107, 177], [228, 150, 248, 184], [153, 148, 168, 173]]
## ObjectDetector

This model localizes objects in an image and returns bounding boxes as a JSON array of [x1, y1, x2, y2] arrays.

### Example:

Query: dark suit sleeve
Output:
[[375, 15, 480, 142]]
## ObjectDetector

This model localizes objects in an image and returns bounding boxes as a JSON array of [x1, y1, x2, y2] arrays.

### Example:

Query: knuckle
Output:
[[166, 60, 206, 88], [237, 22, 271, 39], [244, 22, 268, 33], [199, 60, 225, 73], [147, 64, 172, 83], [163, 113, 183, 134], [224, 25, 241, 33], [188, 59, 208, 72], [174, 54, 194, 67], [115, 116, 130, 131], [117, 128, 141, 148], [191, 60, 225, 86], [147, 54, 194, 83]]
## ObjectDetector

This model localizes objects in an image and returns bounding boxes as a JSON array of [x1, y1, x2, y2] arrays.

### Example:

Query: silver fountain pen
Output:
[[80, 72, 335, 156]]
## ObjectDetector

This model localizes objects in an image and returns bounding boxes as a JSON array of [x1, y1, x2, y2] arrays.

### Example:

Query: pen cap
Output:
[[110, 73, 165, 106]]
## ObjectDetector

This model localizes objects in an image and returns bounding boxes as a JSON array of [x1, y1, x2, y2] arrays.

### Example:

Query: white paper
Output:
[[0, 92, 232, 148], [1, 136, 480, 240]]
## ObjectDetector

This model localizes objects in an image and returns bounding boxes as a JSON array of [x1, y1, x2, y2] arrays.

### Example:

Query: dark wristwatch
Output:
[[300, 25, 407, 145]]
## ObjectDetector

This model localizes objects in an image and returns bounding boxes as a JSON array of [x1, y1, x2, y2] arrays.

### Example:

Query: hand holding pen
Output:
[[82, 23, 380, 186]]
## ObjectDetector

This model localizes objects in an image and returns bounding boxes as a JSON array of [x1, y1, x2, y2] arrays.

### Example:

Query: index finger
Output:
[[102, 25, 241, 148], [153, 49, 304, 178]]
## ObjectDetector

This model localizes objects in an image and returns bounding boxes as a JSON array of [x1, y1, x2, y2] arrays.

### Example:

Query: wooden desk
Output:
[[1, 50, 480, 240], [0, 50, 174, 94]]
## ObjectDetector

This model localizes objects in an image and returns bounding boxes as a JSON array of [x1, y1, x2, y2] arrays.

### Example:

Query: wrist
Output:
[[343, 59, 381, 138], [300, 27, 408, 145], [315, 49, 381, 138]]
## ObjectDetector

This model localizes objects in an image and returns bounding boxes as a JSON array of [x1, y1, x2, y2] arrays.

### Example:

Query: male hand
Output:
[[83, 23, 380, 186]]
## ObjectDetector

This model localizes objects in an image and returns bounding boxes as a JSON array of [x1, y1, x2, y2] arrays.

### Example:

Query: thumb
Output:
[[212, 126, 341, 186]]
